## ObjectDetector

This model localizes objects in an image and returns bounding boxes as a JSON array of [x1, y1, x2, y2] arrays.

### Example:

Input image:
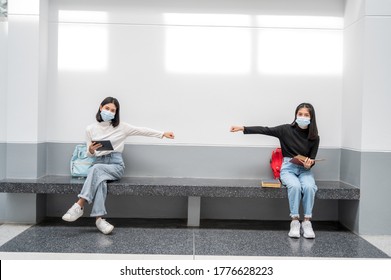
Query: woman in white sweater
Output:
[[62, 97, 174, 234]]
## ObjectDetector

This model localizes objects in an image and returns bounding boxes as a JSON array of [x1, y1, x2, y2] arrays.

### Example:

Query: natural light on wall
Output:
[[164, 14, 343, 75], [164, 13, 252, 74], [258, 29, 342, 75], [58, 11, 108, 71], [257, 15, 343, 29], [257, 15, 343, 75]]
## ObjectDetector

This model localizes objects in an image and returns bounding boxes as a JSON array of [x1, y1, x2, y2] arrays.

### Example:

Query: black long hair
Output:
[[96, 97, 120, 127], [291, 103, 319, 140]]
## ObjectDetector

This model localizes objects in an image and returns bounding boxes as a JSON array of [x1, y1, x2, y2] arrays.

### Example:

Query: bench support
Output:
[[0, 193, 46, 224], [187, 196, 201, 227]]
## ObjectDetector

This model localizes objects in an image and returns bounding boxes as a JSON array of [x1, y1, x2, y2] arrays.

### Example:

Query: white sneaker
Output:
[[301, 220, 315, 239], [62, 203, 83, 222], [96, 218, 114, 235], [288, 220, 301, 238]]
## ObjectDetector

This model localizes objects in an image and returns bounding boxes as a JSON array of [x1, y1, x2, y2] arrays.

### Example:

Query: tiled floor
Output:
[[361, 235, 391, 257], [0, 218, 389, 259]]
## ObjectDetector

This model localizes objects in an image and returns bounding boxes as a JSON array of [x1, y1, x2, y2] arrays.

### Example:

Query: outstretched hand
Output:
[[230, 126, 244, 132], [163, 132, 175, 139]]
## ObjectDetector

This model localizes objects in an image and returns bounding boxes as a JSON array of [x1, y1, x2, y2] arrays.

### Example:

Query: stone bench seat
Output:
[[0, 176, 359, 226], [0, 175, 359, 199]]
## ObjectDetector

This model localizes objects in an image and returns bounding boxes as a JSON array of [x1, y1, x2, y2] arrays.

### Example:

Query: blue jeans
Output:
[[78, 153, 125, 217], [280, 157, 317, 219]]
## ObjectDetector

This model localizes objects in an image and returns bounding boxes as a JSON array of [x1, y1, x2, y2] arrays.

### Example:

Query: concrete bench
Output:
[[0, 175, 360, 226]]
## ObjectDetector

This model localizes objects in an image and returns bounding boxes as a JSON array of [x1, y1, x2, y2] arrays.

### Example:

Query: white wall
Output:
[[0, 18, 6, 179], [361, 16, 391, 151], [46, 0, 344, 148], [38, 0, 48, 145], [360, 0, 391, 234], [342, 0, 391, 234], [5, 0, 48, 145], [344, 0, 365, 27], [0, 18, 8, 219], [4, 0, 48, 179], [342, 13, 364, 151], [343, 0, 391, 152], [7, 0, 41, 143], [365, 0, 391, 15], [0, 21, 7, 146]]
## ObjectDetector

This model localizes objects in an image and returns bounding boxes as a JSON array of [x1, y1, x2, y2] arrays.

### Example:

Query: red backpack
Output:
[[270, 148, 283, 179]]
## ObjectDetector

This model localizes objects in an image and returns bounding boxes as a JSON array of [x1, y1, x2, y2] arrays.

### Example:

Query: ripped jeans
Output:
[[280, 157, 317, 219], [78, 152, 124, 217]]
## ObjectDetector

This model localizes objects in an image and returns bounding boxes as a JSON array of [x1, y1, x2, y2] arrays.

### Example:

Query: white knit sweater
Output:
[[86, 121, 163, 157]]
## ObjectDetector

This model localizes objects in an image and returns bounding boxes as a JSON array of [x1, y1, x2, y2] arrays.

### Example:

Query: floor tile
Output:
[[361, 235, 391, 257], [0, 219, 389, 259], [0, 218, 193, 255], [0, 224, 33, 247], [0, 252, 193, 260], [194, 221, 389, 258]]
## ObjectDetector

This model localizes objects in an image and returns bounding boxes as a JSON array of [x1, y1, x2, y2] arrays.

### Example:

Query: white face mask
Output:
[[100, 110, 115, 122], [296, 117, 310, 128]]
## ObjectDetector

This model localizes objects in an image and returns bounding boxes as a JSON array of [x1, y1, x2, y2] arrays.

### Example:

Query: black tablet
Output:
[[92, 140, 114, 151]]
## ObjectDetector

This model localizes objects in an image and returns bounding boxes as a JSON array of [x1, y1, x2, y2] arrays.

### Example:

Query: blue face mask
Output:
[[296, 117, 311, 128], [100, 110, 115, 122]]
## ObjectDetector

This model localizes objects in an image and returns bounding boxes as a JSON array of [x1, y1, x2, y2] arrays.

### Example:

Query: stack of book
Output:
[[261, 179, 281, 188]]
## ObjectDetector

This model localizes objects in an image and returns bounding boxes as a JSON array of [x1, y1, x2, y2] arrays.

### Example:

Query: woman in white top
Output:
[[62, 97, 174, 234]]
